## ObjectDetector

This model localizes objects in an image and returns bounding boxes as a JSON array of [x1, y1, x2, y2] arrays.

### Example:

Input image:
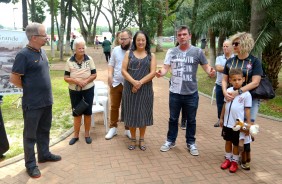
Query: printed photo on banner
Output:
[[0, 30, 28, 95]]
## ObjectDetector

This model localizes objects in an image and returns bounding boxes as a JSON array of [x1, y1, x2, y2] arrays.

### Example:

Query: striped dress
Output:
[[121, 51, 154, 127]]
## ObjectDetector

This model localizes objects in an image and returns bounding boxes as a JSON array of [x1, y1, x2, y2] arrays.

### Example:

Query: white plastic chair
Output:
[[91, 87, 108, 133], [94, 81, 108, 96], [211, 85, 216, 105]]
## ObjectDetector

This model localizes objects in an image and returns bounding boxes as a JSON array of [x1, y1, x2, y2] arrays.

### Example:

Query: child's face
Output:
[[229, 74, 245, 89]]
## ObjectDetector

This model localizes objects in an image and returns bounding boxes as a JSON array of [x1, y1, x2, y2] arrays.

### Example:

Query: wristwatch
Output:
[[238, 88, 243, 95]]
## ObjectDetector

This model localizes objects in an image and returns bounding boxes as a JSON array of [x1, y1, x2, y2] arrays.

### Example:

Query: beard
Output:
[[121, 43, 130, 50]]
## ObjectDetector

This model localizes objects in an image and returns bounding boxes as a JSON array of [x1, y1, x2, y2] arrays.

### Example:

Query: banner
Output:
[[0, 30, 28, 95]]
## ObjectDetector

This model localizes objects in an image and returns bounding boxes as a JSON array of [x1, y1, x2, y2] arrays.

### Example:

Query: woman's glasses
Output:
[[232, 42, 240, 47]]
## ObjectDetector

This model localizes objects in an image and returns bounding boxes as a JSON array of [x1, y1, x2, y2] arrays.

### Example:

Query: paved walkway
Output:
[[0, 47, 282, 184]]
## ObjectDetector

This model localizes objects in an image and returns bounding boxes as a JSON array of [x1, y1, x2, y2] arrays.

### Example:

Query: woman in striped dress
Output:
[[121, 31, 156, 151]]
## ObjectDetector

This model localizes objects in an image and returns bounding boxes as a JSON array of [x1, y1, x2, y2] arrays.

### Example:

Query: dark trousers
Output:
[[104, 52, 111, 62], [23, 105, 52, 169], [0, 107, 9, 156], [215, 84, 224, 119], [167, 91, 199, 145]]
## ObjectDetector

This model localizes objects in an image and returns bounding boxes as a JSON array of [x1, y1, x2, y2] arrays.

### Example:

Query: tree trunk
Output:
[[22, 0, 28, 30], [31, 0, 35, 22], [65, 0, 72, 55], [156, 0, 164, 52], [262, 45, 282, 90], [250, 0, 265, 59], [191, 0, 199, 46], [50, 0, 55, 58], [217, 32, 225, 56], [55, 16, 60, 51], [208, 29, 216, 66], [137, 0, 143, 30], [60, 0, 65, 61]]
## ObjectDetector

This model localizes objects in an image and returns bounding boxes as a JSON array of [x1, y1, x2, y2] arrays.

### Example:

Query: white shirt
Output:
[[108, 46, 127, 87], [223, 87, 252, 128], [215, 54, 234, 86]]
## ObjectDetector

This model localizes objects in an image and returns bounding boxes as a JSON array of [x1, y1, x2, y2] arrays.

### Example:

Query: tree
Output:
[[194, 0, 281, 89], [101, 0, 134, 36], [65, 0, 73, 55], [22, 0, 28, 30], [59, 0, 65, 61], [28, 0, 46, 23]]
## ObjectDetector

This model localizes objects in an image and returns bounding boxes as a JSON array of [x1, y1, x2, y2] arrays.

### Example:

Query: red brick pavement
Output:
[[0, 47, 281, 183]]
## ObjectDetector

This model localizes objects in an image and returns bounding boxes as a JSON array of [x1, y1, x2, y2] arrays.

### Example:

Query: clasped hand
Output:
[[131, 80, 142, 93]]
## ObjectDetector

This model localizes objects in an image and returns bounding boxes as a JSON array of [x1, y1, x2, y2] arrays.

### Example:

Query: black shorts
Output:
[[69, 86, 94, 116], [221, 126, 240, 146], [244, 143, 251, 152]]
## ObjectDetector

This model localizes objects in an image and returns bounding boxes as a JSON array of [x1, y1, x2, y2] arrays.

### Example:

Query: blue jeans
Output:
[[250, 98, 260, 122], [215, 84, 224, 119], [167, 91, 199, 145]]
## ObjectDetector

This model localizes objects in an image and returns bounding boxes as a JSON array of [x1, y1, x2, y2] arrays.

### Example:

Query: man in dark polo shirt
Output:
[[10, 22, 61, 178]]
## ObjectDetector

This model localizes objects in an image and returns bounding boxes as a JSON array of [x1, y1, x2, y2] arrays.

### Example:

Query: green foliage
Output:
[[29, 0, 47, 23]]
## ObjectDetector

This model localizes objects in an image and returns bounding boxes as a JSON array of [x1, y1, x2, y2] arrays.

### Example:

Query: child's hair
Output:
[[229, 68, 243, 77]]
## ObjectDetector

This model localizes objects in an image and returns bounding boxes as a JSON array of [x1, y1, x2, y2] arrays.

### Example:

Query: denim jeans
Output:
[[167, 91, 199, 145], [250, 98, 260, 122], [215, 84, 224, 119]]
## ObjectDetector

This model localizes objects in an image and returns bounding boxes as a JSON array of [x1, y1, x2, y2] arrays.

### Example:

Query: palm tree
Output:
[[250, 0, 282, 89], [194, 0, 281, 89]]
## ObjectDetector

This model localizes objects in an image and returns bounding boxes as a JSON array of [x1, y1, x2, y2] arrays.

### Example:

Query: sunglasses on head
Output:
[[232, 42, 240, 47]]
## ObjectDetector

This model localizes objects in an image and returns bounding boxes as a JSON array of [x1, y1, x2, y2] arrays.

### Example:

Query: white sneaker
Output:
[[105, 127, 117, 140], [160, 141, 176, 152], [188, 144, 199, 156], [124, 130, 131, 139]]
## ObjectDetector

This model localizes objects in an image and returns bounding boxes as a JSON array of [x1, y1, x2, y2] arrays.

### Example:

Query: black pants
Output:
[[104, 52, 111, 62], [23, 105, 52, 169], [0, 107, 9, 156]]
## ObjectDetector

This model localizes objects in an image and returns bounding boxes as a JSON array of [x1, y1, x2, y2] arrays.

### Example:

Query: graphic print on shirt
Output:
[[170, 52, 194, 93]]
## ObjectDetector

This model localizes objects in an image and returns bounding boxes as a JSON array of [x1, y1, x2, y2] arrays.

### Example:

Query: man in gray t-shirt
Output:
[[156, 25, 215, 156]]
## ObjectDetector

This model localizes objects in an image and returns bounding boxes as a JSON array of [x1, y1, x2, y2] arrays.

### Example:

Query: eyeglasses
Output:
[[34, 34, 48, 38], [232, 42, 240, 47], [119, 37, 130, 41]]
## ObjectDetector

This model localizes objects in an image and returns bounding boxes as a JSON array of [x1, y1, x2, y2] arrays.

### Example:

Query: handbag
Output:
[[72, 85, 89, 116], [73, 98, 89, 116], [250, 75, 275, 99]]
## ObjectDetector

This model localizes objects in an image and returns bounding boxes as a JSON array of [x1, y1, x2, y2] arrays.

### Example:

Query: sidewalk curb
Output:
[[0, 127, 74, 168]]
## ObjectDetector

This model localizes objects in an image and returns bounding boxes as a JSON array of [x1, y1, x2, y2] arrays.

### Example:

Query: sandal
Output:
[[128, 138, 136, 150], [139, 139, 146, 151]]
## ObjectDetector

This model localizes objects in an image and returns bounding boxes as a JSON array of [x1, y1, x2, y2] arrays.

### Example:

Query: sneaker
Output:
[[221, 159, 231, 169], [124, 130, 131, 139], [105, 127, 117, 140], [241, 162, 250, 170], [188, 144, 199, 156], [38, 154, 61, 163], [26, 166, 41, 178], [160, 141, 176, 152], [229, 161, 238, 173], [180, 120, 186, 130], [214, 119, 220, 127]]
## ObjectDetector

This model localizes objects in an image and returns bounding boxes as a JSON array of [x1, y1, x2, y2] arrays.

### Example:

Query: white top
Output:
[[223, 87, 252, 128], [215, 54, 234, 86], [239, 132, 252, 144], [108, 46, 127, 87]]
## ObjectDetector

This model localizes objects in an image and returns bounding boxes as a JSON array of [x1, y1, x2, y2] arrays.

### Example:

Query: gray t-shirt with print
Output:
[[164, 45, 208, 95]]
